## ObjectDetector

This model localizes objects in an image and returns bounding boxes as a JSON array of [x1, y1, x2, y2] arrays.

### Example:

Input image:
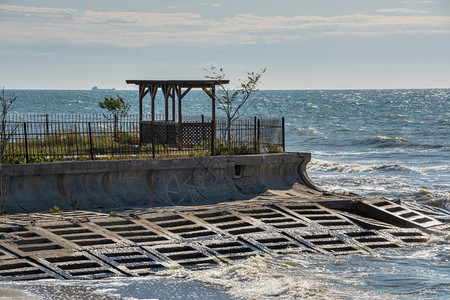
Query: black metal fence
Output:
[[1, 114, 285, 163]]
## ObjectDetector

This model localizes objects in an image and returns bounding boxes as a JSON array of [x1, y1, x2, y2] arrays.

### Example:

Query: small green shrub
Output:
[[265, 142, 282, 153], [48, 205, 63, 213], [213, 140, 257, 156], [115, 132, 138, 145], [29, 151, 45, 163]]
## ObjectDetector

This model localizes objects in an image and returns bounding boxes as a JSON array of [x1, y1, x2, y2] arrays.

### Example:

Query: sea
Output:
[[0, 88, 448, 299]]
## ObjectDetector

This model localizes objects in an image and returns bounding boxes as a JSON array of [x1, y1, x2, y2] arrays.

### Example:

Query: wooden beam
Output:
[[127, 79, 229, 88], [162, 85, 170, 122], [138, 85, 145, 122], [176, 86, 183, 146], [171, 87, 176, 122], [202, 86, 216, 151], [181, 87, 192, 99], [202, 87, 215, 101], [211, 86, 216, 147], [149, 85, 158, 121]]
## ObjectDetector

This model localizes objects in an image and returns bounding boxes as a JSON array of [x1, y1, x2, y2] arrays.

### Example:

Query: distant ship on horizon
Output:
[[92, 86, 116, 91]]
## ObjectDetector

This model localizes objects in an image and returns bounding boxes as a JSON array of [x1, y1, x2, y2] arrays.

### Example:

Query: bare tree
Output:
[[0, 88, 18, 213], [0, 88, 17, 161], [204, 66, 265, 147]]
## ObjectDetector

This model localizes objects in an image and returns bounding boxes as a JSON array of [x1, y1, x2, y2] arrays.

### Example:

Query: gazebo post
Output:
[[162, 85, 170, 122], [176, 86, 182, 146], [211, 85, 216, 122], [138, 85, 144, 122], [211, 85, 216, 153], [151, 90, 155, 122], [149, 85, 158, 121], [171, 88, 176, 122]]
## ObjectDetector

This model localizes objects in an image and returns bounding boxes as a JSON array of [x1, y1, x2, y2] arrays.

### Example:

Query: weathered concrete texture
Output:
[[2, 153, 316, 213]]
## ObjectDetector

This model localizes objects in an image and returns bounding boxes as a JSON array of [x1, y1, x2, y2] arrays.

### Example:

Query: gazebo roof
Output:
[[126, 79, 229, 87]]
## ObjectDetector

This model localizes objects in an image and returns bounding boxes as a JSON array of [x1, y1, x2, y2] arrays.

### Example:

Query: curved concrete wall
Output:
[[1, 152, 317, 213]]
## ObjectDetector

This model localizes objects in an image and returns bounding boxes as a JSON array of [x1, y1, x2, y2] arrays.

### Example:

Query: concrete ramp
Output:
[[1, 196, 447, 281]]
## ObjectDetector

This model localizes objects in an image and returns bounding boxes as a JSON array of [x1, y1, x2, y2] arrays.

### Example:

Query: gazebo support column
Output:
[[149, 86, 158, 121], [175, 86, 192, 147], [203, 86, 217, 153], [212, 86, 216, 155], [162, 85, 171, 122], [176, 87, 182, 146], [171, 90, 176, 122], [138, 85, 149, 122], [211, 86, 216, 123]]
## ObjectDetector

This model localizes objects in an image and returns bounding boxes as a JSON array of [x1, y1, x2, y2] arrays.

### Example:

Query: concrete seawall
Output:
[[2, 153, 317, 213]]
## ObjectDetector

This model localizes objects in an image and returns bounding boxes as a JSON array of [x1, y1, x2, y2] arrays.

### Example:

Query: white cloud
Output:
[[0, 4, 76, 15], [1, 5, 449, 47], [198, 3, 222, 7], [77, 10, 205, 27], [324, 28, 450, 37], [402, 1, 434, 3], [375, 8, 428, 14]]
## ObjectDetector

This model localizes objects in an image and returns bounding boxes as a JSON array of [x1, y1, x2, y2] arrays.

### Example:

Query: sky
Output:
[[1, 0, 449, 90]]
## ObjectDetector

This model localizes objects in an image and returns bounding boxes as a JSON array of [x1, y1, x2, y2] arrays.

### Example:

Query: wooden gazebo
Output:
[[126, 79, 229, 146]]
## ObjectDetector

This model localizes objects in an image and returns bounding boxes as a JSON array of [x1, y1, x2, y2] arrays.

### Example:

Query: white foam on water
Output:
[[185, 256, 333, 300], [181, 254, 401, 300], [308, 158, 417, 174], [307, 158, 449, 209]]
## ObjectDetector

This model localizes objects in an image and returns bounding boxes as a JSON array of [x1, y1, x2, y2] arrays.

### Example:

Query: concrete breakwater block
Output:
[[0, 196, 448, 281]]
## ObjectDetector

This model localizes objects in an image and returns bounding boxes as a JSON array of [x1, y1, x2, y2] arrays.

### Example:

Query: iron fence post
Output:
[[201, 114, 206, 144], [23, 122, 29, 163], [257, 118, 261, 153], [254, 116, 257, 153], [282, 117, 285, 152], [45, 114, 49, 137], [210, 120, 215, 156], [151, 121, 155, 159], [88, 122, 94, 160]]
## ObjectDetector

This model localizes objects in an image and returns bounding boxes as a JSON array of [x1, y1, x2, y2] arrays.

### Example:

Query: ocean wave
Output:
[[405, 189, 450, 207], [422, 197, 450, 211], [187, 255, 349, 300], [353, 135, 447, 149], [356, 136, 410, 148], [374, 136, 409, 142], [308, 158, 416, 174], [414, 165, 450, 173]]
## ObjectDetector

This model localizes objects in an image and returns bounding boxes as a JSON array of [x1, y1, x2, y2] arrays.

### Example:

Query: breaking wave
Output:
[[354, 135, 447, 149], [356, 136, 410, 148], [308, 159, 416, 174], [187, 255, 357, 300], [373, 136, 409, 143]]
